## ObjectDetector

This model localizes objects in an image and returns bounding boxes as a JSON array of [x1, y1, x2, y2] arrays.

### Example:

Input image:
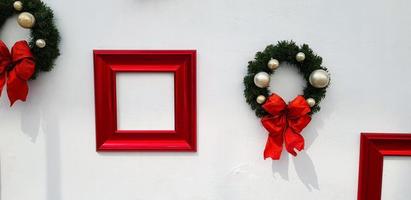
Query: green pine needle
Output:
[[243, 41, 329, 117]]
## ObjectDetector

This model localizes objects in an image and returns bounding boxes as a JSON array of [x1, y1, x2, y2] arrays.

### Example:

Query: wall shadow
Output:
[[19, 80, 62, 200], [271, 150, 289, 180], [293, 151, 319, 191], [270, 117, 322, 191]]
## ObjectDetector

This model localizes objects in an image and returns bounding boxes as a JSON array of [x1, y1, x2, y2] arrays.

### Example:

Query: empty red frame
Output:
[[357, 133, 411, 200], [94, 50, 196, 151]]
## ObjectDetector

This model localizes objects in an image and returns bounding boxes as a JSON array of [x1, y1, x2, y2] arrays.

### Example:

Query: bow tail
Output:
[[284, 128, 305, 156], [7, 41, 35, 106], [284, 114, 311, 156], [264, 133, 284, 160], [261, 115, 287, 160], [0, 40, 11, 97], [6, 69, 29, 106]]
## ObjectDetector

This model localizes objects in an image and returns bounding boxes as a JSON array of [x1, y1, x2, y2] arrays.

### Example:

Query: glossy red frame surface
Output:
[[94, 50, 196, 151], [357, 133, 411, 200]]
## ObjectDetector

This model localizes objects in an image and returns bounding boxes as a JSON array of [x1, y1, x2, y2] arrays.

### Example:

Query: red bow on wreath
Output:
[[261, 93, 311, 160], [0, 40, 35, 106]]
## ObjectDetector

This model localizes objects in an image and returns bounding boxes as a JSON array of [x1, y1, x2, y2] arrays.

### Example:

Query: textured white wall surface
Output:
[[1, 0, 411, 199]]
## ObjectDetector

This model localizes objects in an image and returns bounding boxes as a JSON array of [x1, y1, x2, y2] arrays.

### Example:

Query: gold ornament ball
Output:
[[17, 12, 35, 29], [35, 39, 46, 48], [309, 69, 330, 88], [13, 1, 23, 11], [267, 58, 279, 70], [306, 98, 316, 107], [256, 95, 266, 104], [296, 52, 306, 62], [253, 72, 270, 88]]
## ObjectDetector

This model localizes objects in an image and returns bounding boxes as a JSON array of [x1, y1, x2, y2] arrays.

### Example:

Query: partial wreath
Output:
[[243, 41, 330, 160], [0, 0, 60, 105]]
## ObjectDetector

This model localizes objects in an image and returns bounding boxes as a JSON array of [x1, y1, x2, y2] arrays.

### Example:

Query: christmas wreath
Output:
[[0, 0, 60, 105], [243, 41, 330, 160]]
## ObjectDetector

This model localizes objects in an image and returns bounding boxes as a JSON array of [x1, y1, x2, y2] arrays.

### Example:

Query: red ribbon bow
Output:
[[261, 93, 311, 160], [0, 40, 35, 106]]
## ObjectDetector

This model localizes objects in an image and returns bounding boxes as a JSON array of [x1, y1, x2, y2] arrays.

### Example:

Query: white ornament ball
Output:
[[17, 12, 35, 29], [306, 98, 316, 107], [296, 52, 306, 62], [253, 72, 270, 88], [13, 1, 23, 11], [256, 95, 266, 104], [309, 69, 330, 88], [267, 58, 279, 70], [35, 39, 46, 48]]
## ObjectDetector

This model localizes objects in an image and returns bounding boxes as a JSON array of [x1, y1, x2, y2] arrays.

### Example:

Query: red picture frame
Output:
[[93, 50, 196, 151], [357, 133, 411, 200]]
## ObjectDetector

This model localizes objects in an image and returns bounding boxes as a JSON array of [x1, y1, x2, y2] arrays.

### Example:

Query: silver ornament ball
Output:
[[35, 39, 46, 48], [306, 98, 316, 107], [17, 12, 35, 29], [267, 58, 279, 70], [296, 52, 306, 62], [253, 72, 270, 88], [13, 1, 23, 11], [256, 95, 266, 104], [309, 69, 330, 88]]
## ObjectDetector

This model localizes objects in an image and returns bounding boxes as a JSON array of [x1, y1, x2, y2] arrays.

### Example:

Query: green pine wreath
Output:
[[244, 41, 330, 117], [0, 0, 60, 78]]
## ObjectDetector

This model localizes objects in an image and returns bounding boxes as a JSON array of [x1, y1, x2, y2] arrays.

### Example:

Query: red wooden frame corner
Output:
[[94, 50, 196, 151], [357, 133, 411, 200]]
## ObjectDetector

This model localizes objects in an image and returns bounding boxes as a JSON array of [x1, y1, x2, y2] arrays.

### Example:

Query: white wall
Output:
[[382, 157, 411, 200], [1, 0, 411, 199]]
